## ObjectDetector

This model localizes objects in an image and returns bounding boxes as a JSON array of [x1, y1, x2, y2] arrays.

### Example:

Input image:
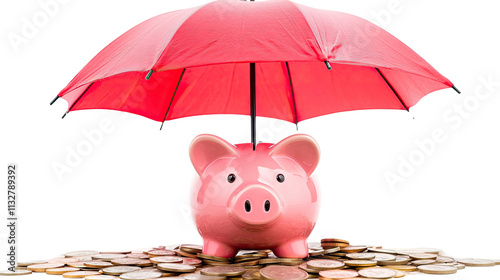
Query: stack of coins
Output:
[[1, 239, 498, 279]]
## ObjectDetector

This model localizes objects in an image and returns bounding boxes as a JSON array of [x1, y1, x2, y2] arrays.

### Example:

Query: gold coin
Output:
[[157, 263, 197, 273], [456, 258, 496, 267], [398, 248, 440, 255], [14, 267, 28, 270], [202, 259, 231, 265], [344, 260, 377, 267], [17, 260, 47, 267], [417, 264, 457, 275], [62, 271, 101, 278], [46, 267, 81, 275], [147, 250, 176, 257], [298, 263, 322, 273], [204, 260, 236, 266], [0, 270, 33, 276], [180, 244, 203, 254], [102, 266, 141, 275], [140, 267, 178, 277], [319, 269, 359, 279], [321, 243, 349, 248], [435, 256, 454, 263], [119, 271, 163, 280], [231, 260, 260, 266], [66, 262, 88, 268], [150, 256, 184, 264], [408, 253, 437, 260], [125, 253, 149, 259], [92, 254, 127, 261], [321, 238, 349, 244], [197, 253, 232, 262], [259, 265, 308, 280], [366, 248, 397, 255], [354, 265, 380, 270], [318, 255, 343, 260], [85, 276, 117, 280], [346, 253, 375, 260], [65, 251, 99, 258], [383, 265, 417, 272], [340, 246, 367, 253], [110, 258, 152, 267], [372, 253, 396, 262], [200, 266, 246, 277], [99, 251, 131, 255], [181, 273, 226, 279], [84, 261, 114, 268], [259, 258, 303, 265], [242, 269, 261, 280], [27, 263, 64, 272], [358, 268, 397, 279], [310, 247, 340, 257], [234, 256, 261, 263], [235, 250, 268, 259], [174, 249, 198, 258], [376, 256, 410, 266], [306, 259, 345, 270], [392, 269, 406, 278], [433, 262, 456, 267], [329, 252, 347, 257], [182, 257, 203, 266], [410, 259, 436, 266]]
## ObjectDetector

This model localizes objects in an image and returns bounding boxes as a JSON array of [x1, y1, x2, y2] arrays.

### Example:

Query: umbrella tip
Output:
[[50, 95, 60, 105], [452, 84, 461, 94], [324, 61, 332, 70], [62, 112, 68, 119], [145, 69, 153, 80]]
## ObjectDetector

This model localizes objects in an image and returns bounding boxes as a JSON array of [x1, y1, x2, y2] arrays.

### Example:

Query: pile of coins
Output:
[[1, 238, 499, 279]]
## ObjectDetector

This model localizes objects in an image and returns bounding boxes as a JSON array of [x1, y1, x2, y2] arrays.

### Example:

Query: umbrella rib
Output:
[[160, 68, 186, 130], [285, 62, 299, 130], [62, 82, 94, 119], [375, 68, 409, 112]]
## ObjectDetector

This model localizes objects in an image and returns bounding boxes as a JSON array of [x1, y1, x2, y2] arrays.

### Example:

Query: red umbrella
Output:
[[51, 0, 459, 148]]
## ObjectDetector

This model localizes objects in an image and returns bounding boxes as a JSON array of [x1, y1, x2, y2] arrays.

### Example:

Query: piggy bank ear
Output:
[[269, 134, 320, 177], [189, 134, 239, 176]]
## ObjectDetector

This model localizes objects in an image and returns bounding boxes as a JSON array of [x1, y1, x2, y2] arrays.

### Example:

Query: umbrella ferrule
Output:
[[145, 69, 153, 80], [324, 61, 332, 70], [50, 95, 60, 105]]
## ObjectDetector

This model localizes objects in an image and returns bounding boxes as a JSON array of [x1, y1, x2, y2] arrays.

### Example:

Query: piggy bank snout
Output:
[[230, 185, 282, 226]]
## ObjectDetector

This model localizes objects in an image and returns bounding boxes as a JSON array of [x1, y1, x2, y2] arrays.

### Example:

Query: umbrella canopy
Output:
[[52, 0, 458, 146]]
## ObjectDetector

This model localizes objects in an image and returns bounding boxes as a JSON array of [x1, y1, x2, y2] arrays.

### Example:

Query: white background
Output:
[[1, 0, 500, 279]]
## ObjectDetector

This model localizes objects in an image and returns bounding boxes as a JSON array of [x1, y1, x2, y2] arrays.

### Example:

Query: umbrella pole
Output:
[[250, 62, 256, 151], [248, 0, 256, 150]]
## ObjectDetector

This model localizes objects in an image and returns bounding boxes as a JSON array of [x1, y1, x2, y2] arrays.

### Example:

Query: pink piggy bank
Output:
[[189, 134, 320, 258]]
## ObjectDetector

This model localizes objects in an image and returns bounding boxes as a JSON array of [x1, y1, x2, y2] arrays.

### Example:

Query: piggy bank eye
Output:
[[276, 174, 285, 183], [227, 173, 236, 183]]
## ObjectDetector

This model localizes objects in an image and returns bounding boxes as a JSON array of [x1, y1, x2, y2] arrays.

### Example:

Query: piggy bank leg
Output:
[[272, 239, 308, 258], [202, 239, 238, 258]]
